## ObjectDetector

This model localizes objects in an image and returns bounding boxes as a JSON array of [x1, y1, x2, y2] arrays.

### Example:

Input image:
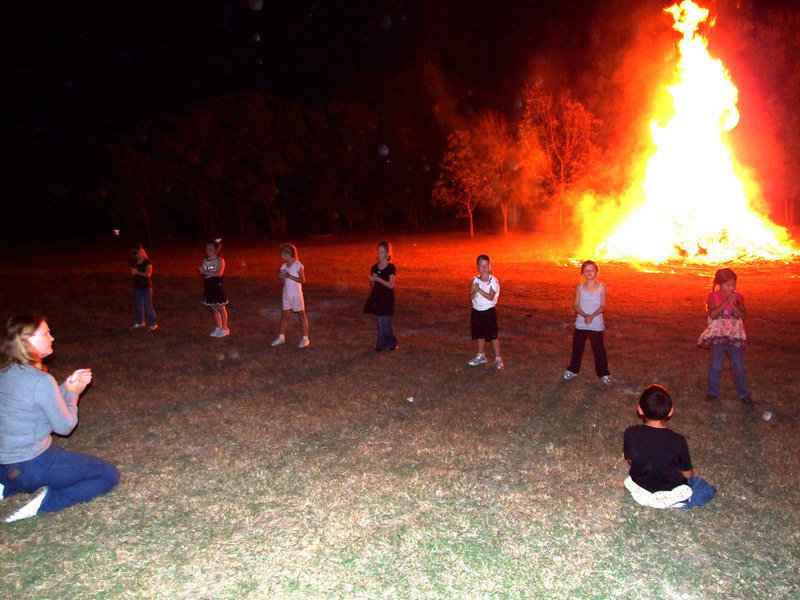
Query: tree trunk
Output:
[[502, 204, 508, 234], [468, 207, 474, 237]]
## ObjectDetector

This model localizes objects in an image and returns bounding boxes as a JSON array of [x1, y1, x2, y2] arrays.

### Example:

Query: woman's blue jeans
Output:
[[376, 316, 397, 350], [0, 444, 120, 514], [708, 344, 749, 398], [134, 287, 157, 327]]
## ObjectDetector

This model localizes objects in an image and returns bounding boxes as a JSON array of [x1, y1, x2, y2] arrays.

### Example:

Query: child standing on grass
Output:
[[697, 268, 751, 402], [363, 240, 398, 352], [198, 238, 229, 338], [130, 243, 158, 331], [271, 243, 309, 348], [563, 260, 611, 384], [468, 254, 503, 370], [623, 384, 716, 509]]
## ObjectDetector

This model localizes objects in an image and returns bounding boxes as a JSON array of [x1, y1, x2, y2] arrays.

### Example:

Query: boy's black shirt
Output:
[[624, 424, 692, 492]]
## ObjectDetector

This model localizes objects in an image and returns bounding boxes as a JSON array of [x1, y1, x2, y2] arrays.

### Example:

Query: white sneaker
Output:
[[131, 323, 144, 330], [147, 324, 158, 332], [210, 328, 221, 337], [217, 328, 230, 338], [468, 353, 487, 366], [494, 357, 504, 370], [3, 487, 48, 522], [563, 370, 578, 380], [271, 335, 285, 346], [298, 337, 310, 348], [601, 375, 612, 385]]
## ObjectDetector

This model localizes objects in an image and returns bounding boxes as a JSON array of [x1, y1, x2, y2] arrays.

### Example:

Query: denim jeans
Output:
[[708, 343, 749, 398], [0, 444, 120, 514], [376, 316, 398, 350], [567, 328, 610, 377], [681, 476, 717, 509], [134, 287, 157, 327]]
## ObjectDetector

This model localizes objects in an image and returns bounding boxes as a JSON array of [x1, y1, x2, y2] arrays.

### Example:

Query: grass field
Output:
[[1, 232, 798, 600]]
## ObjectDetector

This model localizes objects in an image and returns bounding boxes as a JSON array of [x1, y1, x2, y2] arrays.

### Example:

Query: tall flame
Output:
[[597, 1, 795, 263]]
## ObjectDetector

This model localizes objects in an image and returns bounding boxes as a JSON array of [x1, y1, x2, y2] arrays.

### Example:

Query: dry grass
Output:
[[1, 232, 798, 599]]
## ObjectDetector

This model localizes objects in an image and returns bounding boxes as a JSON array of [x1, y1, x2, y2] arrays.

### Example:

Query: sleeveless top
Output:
[[575, 284, 604, 331]]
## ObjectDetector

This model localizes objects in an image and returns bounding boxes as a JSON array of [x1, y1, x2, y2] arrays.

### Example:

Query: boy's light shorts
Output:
[[282, 295, 305, 312], [624, 476, 692, 509]]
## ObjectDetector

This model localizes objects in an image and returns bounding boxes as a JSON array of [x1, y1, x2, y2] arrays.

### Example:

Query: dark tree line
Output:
[[8, 0, 798, 244]]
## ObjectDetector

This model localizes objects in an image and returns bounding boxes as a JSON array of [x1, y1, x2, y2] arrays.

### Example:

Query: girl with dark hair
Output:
[[697, 268, 751, 402]]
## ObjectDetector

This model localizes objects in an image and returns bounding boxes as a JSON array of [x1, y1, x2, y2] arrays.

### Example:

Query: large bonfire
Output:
[[596, 0, 795, 263]]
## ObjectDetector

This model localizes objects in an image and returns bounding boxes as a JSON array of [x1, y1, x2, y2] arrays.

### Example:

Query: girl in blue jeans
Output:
[[697, 268, 751, 402], [130, 243, 158, 331], [0, 314, 120, 522]]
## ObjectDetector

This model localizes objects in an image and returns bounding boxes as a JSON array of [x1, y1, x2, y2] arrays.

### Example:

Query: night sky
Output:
[[1, 0, 794, 238]]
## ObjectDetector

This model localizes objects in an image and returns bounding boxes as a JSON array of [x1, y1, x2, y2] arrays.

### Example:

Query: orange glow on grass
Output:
[[596, 1, 795, 263]]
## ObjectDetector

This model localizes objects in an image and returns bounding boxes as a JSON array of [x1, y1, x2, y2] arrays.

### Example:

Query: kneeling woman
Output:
[[0, 315, 120, 522]]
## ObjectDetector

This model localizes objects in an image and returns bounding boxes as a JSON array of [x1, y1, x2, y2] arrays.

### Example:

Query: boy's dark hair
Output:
[[639, 384, 673, 420], [476, 254, 490, 265]]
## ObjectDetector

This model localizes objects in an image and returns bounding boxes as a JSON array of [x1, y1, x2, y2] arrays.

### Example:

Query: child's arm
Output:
[[371, 272, 395, 289], [474, 279, 497, 301], [573, 284, 585, 317], [707, 293, 740, 319], [732, 293, 746, 318], [584, 283, 607, 324], [284, 266, 305, 284], [200, 258, 225, 278]]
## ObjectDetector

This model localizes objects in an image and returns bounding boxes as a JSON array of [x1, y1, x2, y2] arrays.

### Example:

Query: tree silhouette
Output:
[[519, 85, 600, 229], [433, 130, 493, 237]]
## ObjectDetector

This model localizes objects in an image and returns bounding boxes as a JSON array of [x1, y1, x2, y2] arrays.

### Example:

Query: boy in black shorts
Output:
[[468, 254, 503, 370]]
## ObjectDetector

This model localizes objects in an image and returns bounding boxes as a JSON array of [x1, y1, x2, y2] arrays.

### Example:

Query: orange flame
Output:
[[596, 1, 795, 263]]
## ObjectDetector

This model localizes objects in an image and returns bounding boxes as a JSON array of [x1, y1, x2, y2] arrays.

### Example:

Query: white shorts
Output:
[[282, 294, 305, 312]]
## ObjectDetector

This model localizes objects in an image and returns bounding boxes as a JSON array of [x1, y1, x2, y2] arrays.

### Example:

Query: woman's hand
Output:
[[65, 369, 92, 395]]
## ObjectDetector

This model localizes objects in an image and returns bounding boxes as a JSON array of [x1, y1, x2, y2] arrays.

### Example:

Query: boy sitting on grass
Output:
[[623, 384, 716, 509]]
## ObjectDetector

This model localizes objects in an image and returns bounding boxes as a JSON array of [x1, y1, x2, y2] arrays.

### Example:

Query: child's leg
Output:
[[144, 288, 157, 326], [385, 315, 397, 347], [707, 344, 724, 396], [477, 338, 486, 356], [376, 315, 394, 349], [375, 316, 384, 349], [567, 329, 588, 373], [588, 331, 610, 377], [726, 346, 750, 399], [279, 309, 290, 334], [296, 310, 308, 337], [219, 305, 228, 330], [134, 289, 145, 325], [491, 338, 500, 359], [681, 476, 717, 509], [212, 307, 223, 330]]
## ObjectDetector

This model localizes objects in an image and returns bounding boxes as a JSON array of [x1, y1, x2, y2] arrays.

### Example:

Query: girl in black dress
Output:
[[198, 238, 229, 337]]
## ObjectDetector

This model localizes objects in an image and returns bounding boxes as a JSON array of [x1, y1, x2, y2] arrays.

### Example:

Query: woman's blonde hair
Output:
[[2, 314, 46, 367]]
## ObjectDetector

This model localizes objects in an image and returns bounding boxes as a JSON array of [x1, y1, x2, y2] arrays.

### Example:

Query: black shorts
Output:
[[471, 307, 498, 341]]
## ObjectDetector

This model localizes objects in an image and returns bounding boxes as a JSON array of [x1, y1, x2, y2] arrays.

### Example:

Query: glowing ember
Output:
[[597, 0, 795, 263]]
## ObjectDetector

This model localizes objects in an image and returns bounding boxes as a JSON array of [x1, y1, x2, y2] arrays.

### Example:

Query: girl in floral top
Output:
[[697, 268, 751, 402]]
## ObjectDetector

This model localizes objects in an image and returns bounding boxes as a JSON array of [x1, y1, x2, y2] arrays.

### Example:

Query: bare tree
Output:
[[519, 85, 600, 229], [433, 130, 493, 237], [472, 112, 518, 234]]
